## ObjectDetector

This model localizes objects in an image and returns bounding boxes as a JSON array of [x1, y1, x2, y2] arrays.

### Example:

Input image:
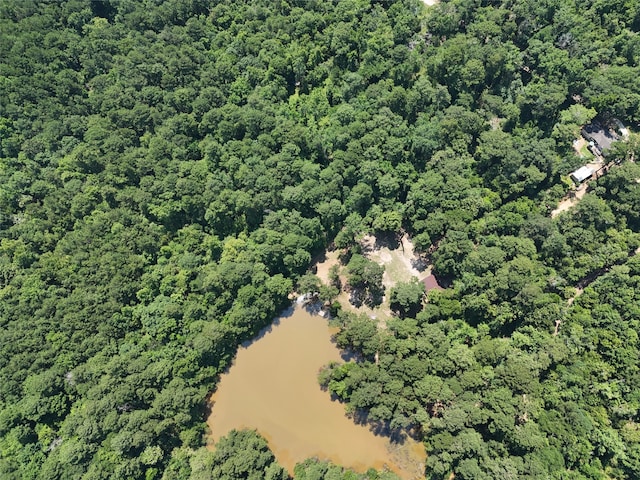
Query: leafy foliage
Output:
[[1, 0, 640, 478]]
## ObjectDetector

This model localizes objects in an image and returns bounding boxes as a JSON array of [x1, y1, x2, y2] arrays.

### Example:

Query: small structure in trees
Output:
[[569, 166, 595, 184], [421, 273, 443, 292]]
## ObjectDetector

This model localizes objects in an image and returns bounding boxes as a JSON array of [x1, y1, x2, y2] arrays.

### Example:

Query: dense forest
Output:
[[1, 0, 640, 478]]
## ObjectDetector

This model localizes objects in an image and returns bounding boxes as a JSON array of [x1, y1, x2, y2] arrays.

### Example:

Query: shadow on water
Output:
[[303, 302, 418, 447], [239, 317, 282, 348], [349, 409, 416, 444], [208, 302, 302, 426], [301, 301, 361, 364], [339, 349, 361, 362], [237, 297, 329, 353], [303, 300, 324, 316], [251, 301, 404, 434], [240, 296, 335, 350]]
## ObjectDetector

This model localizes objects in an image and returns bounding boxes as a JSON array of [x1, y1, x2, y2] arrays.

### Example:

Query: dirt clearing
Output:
[[313, 234, 429, 325]]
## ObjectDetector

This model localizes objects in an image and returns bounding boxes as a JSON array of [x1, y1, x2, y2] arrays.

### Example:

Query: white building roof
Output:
[[570, 166, 594, 183]]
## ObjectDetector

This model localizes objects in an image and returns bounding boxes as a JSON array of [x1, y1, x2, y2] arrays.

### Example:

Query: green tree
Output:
[[210, 430, 287, 480], [346, 254, 385, 307], [389, 279, 425, 318]]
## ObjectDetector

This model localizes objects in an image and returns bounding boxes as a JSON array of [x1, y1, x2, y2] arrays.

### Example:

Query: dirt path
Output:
[[551, 184, 588, 218], [566, 287, 584, 307], [315, 249, 340, 286], [558, 246, 640, 335], [551, 156, 605, 217]]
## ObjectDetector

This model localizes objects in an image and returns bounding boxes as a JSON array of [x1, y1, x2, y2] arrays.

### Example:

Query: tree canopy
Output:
[[1, 0, 640, 478]]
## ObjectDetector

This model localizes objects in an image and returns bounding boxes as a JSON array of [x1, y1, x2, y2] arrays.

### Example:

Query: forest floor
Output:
[[314, 234, 428, 327]]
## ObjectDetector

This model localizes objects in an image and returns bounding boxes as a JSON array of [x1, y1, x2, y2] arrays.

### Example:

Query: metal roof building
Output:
[[570, 166, 594, 184]]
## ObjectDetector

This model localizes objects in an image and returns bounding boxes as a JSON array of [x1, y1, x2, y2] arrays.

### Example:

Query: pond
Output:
[[207, 304, 425, 479]]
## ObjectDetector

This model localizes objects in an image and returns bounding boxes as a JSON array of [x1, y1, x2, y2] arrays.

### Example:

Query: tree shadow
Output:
[[338, 248, 353, 265], [373, 231, 401, 250], [303, 299, 328, 317], [349, 409, 414, 444], [238, 301, 303, 348], [239, 315, 283, 348], [365, 286, 384, 308], [349, 289, 365, 307], [310, 250, 327, 273], [410, 255, 430, 272], [339, 349, 361, 362], [348, 286, 384, 308]]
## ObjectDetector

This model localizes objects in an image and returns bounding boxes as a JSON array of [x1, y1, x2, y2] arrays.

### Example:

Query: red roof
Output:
[[421, 274, 443, 292]]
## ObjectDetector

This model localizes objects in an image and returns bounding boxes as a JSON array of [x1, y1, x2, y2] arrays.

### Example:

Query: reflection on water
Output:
[[207, 305, 425, 479]]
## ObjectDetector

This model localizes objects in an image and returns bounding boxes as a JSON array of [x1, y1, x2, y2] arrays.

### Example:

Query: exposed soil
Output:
[[551, 183, 589, 218], [573, 137, 592, 159], [315, 248, 341, 286], [313, 234, 429, 326], [361, 234, 427, 292]]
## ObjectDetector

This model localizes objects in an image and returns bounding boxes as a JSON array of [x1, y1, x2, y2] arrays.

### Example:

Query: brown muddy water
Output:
[[207, 304, 425, 479]]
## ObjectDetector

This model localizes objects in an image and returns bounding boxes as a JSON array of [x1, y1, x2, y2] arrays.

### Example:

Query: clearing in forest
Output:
[[551, 138, 603, 218], [314, 234, 429, 324], [360, 234, 428, 292]]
